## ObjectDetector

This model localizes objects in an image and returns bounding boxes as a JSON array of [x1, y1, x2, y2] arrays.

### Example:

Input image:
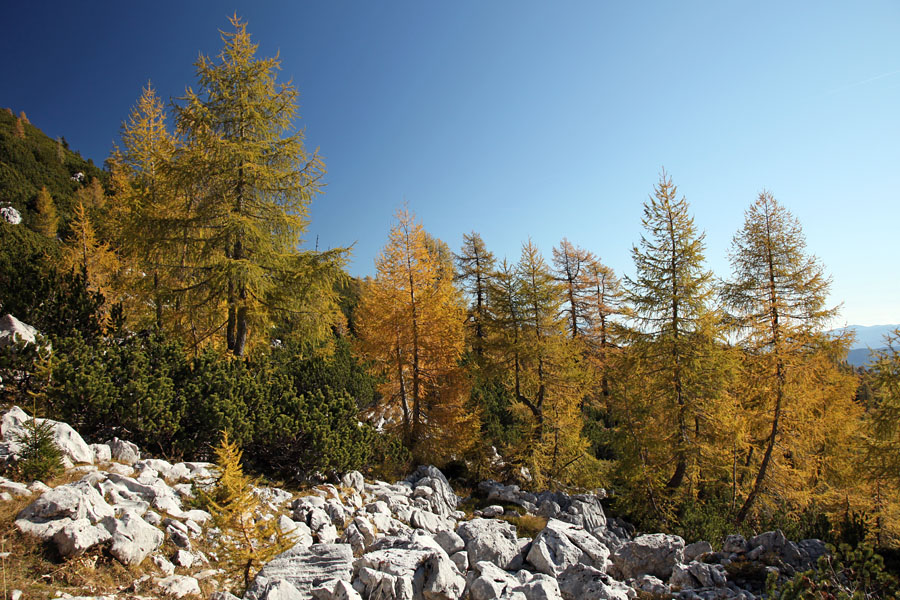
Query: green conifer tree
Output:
[[623, 170, 724, 494], [173, 16, 345, 356]]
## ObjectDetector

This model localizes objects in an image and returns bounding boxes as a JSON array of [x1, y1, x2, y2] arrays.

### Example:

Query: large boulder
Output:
[[610, 533, 684, 580], [467, 561, 521, 600], [557, 563, 630, 600], [52, 518, 112, 557], [527, 519, 610, 576], [2, 406, 94, 465], [104, 510, 164, 566], [16, 478, 114, 540], [407, 466, 458, 517], [457, 518, 521, 570], [245, 544, 354, 600], [107, 437, 140, 465], [669, 561, 727, 590], [0, 315, 37, 348]]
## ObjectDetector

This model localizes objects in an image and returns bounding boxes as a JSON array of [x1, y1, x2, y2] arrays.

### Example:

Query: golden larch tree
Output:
[[355, 209, 476, 464]]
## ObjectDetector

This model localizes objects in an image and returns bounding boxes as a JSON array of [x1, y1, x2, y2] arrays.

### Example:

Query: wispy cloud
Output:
[[824, 68, 900, 96]]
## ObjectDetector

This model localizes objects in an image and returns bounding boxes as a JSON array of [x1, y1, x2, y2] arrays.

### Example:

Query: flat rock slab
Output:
[[245, 544, 354, 600]]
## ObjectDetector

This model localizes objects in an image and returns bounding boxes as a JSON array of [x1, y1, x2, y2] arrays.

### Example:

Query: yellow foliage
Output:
[[356, 209, 477, 464], [207, 432, 292, 593]]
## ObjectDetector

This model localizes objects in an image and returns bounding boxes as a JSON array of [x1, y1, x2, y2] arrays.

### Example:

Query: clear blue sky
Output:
[[3, 2, 898, 327]]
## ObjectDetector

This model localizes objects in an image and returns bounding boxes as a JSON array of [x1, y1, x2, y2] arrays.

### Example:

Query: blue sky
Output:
[[3, 2, 898, 326]]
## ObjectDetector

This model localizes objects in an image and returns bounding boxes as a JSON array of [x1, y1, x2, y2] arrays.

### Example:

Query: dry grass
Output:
[[501, 514, 548, 539], [0, 469, 228, 599]]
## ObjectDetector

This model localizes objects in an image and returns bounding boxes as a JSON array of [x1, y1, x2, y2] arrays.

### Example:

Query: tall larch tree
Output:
[[552, 239, 595, 340], [32, 186, 58, 238], [584, 256, 628, 399], [61, 180, 120, 303], [486, 240, 591, 486], [109, 82, 178, 331], [864, 329, 900, 544], [173, 15, 342, 356], [624, 170, 725, 496], [723, 191, 848, 523], [455, 232, 496, 357], [355, 210, 476, 464]]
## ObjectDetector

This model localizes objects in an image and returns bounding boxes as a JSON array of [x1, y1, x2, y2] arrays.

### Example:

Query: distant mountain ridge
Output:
[[832, 324, 898, 349], [831, 324, 898, 367]]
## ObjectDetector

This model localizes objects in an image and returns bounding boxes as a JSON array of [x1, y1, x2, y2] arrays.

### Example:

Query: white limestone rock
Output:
[[457, 518, 520, 570], [154, 574, 201, 598], [244, 543, 354, 600], [610, 532, 684, 580], [105, 510, 164, 566]]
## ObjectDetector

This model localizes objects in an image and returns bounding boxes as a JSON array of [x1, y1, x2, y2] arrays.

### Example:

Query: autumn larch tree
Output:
[[355, 209, 476, 464], [723, 191, 848, 523], [485, 240, 591, 486], [624, 170, 724, 493], [552, 238, 595, 340], [108, 82, 178, 331], [32, 186, 58, 239], [455, 232, 496, 358], [61, 179, 120, 304], [173, 16, 341, 356]]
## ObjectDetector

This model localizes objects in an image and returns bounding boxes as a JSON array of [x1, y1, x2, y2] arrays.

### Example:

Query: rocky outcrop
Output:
[[0, 314, 38, 348], [244, 544, 354, 600], [0, 406, 829, 600], [610, 532, 685, 580], [2, 405, 94, 465]]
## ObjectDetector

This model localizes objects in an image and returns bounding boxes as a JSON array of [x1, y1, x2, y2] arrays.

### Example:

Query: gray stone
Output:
[[684, 541, 714, 563], [670, 561, 727, 590], [513, 576, 563, 600], [260, 580, 306, 600], [468, 561, 519, 600], [356, 567, 415, 600], [105, 510, 164, 566], [633, 575, 668, 597], [312, 579, 364, 600], [154, 574, 201, 598], [0, 206, 22, 225], [450, 551, 468, 573], [107, 437, 140, 465], [406, 466, 458, 517], [16, 479, 115, 540], [482, 505, 505, 518], [527, 520, 610, 577], [1, 406, 93, 465], [173, 548, 194, 568], [245, 544, 354, 600], [152, 554, 176, 576], [341, 471, 365, 494], [435, 530, 465, 556], [721, 535, 747, 554], [0, 316, 37, 348], [557, 563, 630, 600], [457, 518, 520, 570], [611, 532, 684, 580], [422, 552, 466, 600], [410, 508, 454, 534], [91, 443, 112, 463], [0, 477, 31, 497], [52, 518, 111, 557]]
